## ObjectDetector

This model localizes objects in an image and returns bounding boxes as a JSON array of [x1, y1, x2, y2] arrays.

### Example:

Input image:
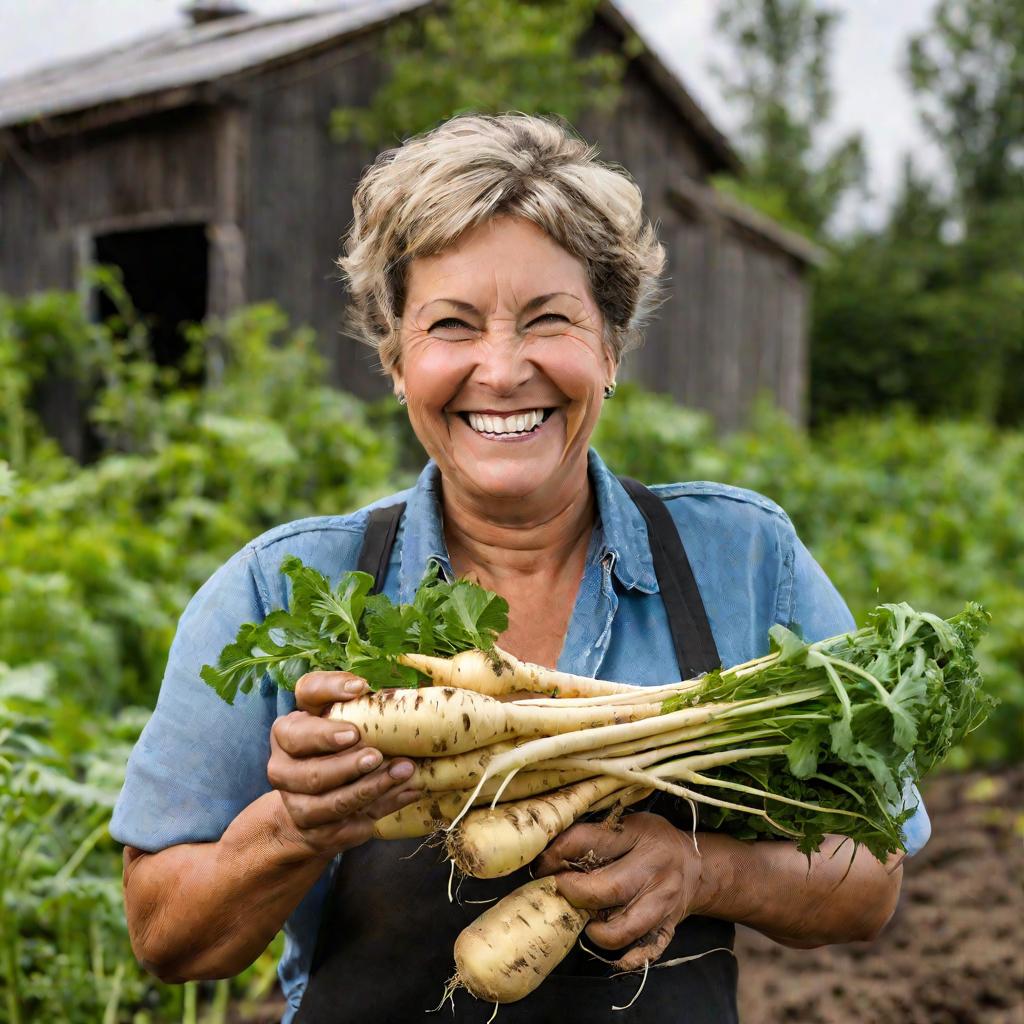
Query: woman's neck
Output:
[[441, 468, 596, 583]]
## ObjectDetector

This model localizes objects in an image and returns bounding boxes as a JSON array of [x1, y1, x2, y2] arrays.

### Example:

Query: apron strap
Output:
[[356, 502, 406, 594], [617, 476, 721, 678]]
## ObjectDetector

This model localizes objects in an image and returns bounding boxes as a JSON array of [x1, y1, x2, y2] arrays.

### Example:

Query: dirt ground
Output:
[[236, 768, 1022, 1023], [736, 767, 1024, 1024]]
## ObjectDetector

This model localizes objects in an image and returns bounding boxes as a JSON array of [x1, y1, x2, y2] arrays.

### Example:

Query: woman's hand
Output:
[[267, 671, 422, 860], [533, 812, 702, 970], [537, 816, 905, 962]]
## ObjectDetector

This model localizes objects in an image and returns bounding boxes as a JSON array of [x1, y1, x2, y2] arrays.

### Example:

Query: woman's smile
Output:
[[454, 406, 558, 443]]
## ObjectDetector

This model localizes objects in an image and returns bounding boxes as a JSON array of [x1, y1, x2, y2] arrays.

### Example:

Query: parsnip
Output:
[[407, 741, 519, 792], [328, 686, 661, 757], [399, 646, 639, 698], [451, 877, 588, 1003], [373, 767, 595, 840], [447, 775, 625, 878]]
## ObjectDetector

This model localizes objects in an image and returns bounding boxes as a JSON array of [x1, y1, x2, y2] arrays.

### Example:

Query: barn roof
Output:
[[0, 0, 741, 172]]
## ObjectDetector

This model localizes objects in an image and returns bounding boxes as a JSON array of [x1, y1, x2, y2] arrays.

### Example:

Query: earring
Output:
[[603, 381, 617, 399], [396, 392, 407, 406]]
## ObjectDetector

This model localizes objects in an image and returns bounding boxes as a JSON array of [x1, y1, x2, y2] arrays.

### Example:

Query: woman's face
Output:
[[392, 215, 615, 509]]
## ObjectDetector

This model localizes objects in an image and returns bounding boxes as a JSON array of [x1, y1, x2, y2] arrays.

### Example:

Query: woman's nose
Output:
[[472, 333, 533, 395]]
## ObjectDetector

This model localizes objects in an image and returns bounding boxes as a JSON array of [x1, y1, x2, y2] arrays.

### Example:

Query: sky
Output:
[[0, 0, 942, 227]]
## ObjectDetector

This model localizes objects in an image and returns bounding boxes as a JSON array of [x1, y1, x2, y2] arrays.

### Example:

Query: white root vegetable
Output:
[[373, 767, 595, 840], [447, 775, 626, 878], [451, 877, 589, 1004], [398, 646, 639, 698], [328, 686, 661, 757], [407, 741, 519, 792], [587, 784, 653, 814], [373, 790, 469, 840], [446, 702, 727, 824]]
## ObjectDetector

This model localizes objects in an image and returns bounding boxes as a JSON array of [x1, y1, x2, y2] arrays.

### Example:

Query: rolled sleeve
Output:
[[110, 545, 282, 851], [784, 527, 931, 857]]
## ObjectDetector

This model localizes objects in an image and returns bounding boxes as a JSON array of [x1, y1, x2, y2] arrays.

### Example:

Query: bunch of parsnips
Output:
[[204, 558, 992, 1005]]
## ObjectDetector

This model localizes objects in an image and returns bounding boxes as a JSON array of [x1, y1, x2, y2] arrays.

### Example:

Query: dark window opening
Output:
[[94, 223, 209, 381]]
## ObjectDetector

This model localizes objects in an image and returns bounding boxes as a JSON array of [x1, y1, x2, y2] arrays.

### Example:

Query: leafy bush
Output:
[[1, 293, 400, 1022]]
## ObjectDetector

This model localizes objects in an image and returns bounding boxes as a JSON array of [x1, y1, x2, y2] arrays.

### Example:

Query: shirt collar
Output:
[[587, 449, 658, 593], [397, 449, 659, 602]]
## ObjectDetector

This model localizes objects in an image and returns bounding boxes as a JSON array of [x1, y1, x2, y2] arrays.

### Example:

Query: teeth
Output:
[[467, 409, 545, 435]]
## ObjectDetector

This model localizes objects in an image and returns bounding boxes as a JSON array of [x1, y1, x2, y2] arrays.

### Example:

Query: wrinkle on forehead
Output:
[[404, 217, 599, 319]]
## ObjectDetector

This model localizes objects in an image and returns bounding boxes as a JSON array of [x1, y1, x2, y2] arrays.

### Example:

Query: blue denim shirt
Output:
[[110, 450, 930, 1020]]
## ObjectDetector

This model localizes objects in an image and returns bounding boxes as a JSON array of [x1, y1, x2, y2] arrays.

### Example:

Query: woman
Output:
[[111, 114, 929, 1023]]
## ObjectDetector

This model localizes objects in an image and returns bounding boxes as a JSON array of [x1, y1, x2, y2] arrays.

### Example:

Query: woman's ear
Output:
[[603, 345, 619, 391], [389, 365, 405, 402]]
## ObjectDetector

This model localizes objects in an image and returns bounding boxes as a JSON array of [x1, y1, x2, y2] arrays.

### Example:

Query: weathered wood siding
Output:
[[242, 40, 387, 399], [0, 106, 222, 295], [576, 22, 808, 426]]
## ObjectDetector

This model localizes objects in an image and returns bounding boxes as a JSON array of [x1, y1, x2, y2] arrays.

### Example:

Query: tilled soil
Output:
[[736, 767, 1024, 1024]]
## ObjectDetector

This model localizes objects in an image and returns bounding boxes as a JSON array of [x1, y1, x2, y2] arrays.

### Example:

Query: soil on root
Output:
[[736, 766, 1023, 1024]]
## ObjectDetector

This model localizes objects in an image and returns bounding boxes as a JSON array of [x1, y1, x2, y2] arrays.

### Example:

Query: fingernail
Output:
[[334, 730, 357, 747], [359, 750, 382, 771], [345, 679, 367, 695], [389, 761, 414, 780]]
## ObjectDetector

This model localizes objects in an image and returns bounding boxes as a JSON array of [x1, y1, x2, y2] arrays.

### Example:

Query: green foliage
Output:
[[0, 662, 280, 1024], [710, 1, 1022, 425], [664, 601, 992, 861], [0, 290, 401, 1021], [809, 0, 1024, 424], [810, 172, 1024, 424], [710, 0, 867, 234], [906, 0, 1024, 223], [201, 560, 509, 701], [330, 0, 625, 147]]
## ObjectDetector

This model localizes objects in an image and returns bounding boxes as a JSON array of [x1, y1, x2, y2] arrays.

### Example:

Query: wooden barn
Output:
[[0, 0, 821, 441]]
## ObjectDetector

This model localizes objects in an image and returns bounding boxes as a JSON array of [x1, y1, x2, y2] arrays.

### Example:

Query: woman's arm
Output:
[[534, 813, 902, 970], [688, 830, 902, 949], [125, 792, 334, 982], [123, 672, 421, 982]]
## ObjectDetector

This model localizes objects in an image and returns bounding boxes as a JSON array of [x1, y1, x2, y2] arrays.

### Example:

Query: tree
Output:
[[710, 0, 866, 236], [906, 0, 1024, 421], [331, 0, 629, 149], [907, 0, 1024, 232]]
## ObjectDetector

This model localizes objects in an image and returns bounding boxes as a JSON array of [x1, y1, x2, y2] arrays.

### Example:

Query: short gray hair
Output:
[[337, 113, 665, 370]]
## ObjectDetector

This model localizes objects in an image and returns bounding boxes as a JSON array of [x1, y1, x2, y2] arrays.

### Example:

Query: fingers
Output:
[[281, 759, 418, 830], [584, 890, 672, 951], [272, 710, 362, 760], [534, 823, 637, 877], [363, 784, 424, 821], [294, 671, 369, 714], [270, 728, 415, 795], [550, 856, 643, 911], [611, 917, 677, 972]]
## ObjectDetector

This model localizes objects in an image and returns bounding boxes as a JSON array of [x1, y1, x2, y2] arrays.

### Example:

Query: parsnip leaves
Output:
[[663, 601, 993, 858], [200, 556, 509, 704]]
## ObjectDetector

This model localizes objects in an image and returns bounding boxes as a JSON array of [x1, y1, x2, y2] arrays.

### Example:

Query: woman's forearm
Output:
[[123, 791, 333, 982], [692, 832, 903, 948]]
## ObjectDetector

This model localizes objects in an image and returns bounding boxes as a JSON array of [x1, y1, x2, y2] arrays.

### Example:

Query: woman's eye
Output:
[[429, 318, 473, 331], [528, 313, 569, 328]]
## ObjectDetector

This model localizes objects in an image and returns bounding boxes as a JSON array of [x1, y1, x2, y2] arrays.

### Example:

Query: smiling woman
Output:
[[110, 113, 930, 1024]]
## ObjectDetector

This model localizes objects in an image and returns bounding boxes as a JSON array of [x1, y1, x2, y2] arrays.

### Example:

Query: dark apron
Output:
[[295, 478, 738, 1024]]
